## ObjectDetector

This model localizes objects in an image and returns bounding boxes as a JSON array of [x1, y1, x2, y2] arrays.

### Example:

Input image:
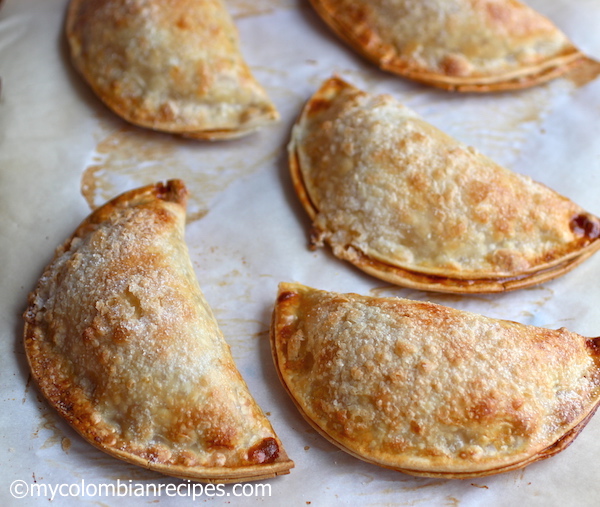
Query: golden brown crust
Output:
[[66, 0, 279, 139], [288, 77, 600, 293], [23, 180, 293, 482], [271, 282, 600, 478], [308, 0, 598, 92]]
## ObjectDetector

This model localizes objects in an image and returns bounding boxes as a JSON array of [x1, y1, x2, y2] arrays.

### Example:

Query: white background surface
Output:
[[3, 0, 600, 505]]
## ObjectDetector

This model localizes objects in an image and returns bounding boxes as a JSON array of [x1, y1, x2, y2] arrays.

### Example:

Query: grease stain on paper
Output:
[[81, 126, 206, 222], [61, 437, 71, 454], [227, 0, 296, 18], [400, 479, 446, 493], [217, 318, 265, 355], [445, 496, 461, 507], [81, 117, 279, 222], [368, 493, 434, 506], [526, 286, 555, 309], [99, 460, 162, 482], [512, 467, 526, 482], [23, 374, 32, 404], [33, 411, 64, 450]]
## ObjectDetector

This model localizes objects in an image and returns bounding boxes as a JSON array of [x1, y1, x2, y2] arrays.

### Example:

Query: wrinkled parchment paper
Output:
[[3, 0, 600, 505]]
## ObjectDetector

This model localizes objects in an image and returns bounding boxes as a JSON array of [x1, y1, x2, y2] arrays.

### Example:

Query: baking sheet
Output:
[[3, 0, 600, 505]]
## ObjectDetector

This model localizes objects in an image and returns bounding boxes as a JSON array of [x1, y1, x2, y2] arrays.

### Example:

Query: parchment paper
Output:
[[3, 0, 600, 505]]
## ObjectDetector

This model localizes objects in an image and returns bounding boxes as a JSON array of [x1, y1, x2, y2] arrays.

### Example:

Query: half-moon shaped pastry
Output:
[[66, 0, 279, 139], [271, 282, 600, 478], [308, 0, 599, 92], [23, 180, 293, 482], [289, 77, 600, 293]]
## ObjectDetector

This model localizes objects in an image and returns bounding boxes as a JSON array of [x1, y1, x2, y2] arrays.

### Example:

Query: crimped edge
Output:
[[23, 180, 294, 483], [65, 0, 279, 139], [269, 282, 600, 478], [288, 77, 600, 293], [308, 0, 598, 92]]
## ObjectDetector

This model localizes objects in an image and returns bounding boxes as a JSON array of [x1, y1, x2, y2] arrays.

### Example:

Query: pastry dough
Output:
[[23, 180, 293, 482], [271, 282, 600, 478], [66, 0, 279, 139], [289, 77, 600, 293], [308, 0, 599, 92]]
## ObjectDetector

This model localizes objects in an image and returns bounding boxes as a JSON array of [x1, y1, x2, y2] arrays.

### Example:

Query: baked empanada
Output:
[[23, 180, 293, 483], [308, 0, 599, 92], [289, 77, 600, 293], [271, 282, 600, 478], [66, 0, 278, 139]]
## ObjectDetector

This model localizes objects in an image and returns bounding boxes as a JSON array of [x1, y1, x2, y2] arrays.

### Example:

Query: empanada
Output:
[[66, 0, 278, 139], [271, 282, 600, 478], [289, 77, 600, 293], [23, 180, 293, 482], [308, 0, 598, 92]]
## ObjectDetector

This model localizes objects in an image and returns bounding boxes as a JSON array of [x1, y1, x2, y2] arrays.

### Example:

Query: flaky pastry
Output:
[[271, 282, 600, 478], [23, 180, 293, 482], [289, 77, 600, 293], [308, 0, 599, 92], [66, 0, 279, 139]]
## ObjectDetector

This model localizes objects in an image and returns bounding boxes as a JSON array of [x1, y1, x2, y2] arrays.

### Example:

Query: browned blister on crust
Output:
[[308, 0, 600, 91], [23, 180, 293, 483], [288, 77, 600, 293], [66, 0, 279, 139], [271, 282, 600, 478]]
